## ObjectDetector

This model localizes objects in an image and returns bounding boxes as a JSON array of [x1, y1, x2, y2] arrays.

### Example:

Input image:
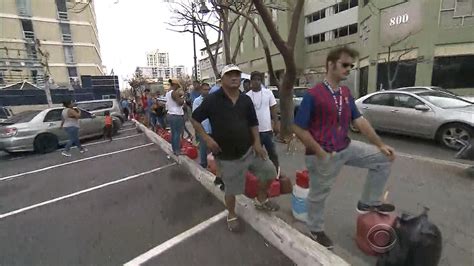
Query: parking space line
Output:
[[397, 152, 471, 169], [81, 133, 143, 148], [124, 210, 227, 266], [0, 143, 154, 182], [0, 163, 176, 220], [119, 128, 138, 133]]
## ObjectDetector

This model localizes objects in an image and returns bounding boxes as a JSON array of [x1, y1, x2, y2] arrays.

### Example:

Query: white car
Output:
[[355, 90, 474, 149], [0, 106, 14, 123], [395, 86, 474, 103]]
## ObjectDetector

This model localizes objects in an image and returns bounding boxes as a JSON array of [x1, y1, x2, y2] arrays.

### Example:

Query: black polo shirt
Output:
[[192, 88, 258, 160]]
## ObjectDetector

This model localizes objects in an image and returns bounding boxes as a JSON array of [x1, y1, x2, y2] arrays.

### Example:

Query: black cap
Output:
[[250, 71, 264, 80]]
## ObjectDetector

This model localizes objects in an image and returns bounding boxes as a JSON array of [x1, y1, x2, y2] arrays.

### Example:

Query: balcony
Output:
[[23, 31, 35, 40], [62, 34, 72, 43], [58, 11, 68, 20]]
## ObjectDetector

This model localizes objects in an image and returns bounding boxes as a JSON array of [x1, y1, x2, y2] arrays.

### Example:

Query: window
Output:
[[44, 109, 63, 122], [67, 66, 78, 77], [21, 19, 34, 39], [307, 9, 326, 24], [394, 94, 424, 109], [56, 0, 68, 20], [350, 0, 359, 8], [432, 55, 474, 89], [338, 0, 349, 13], [60, 23, 72, 42], [363, 93, 394, 106], [80, 110, 93, 119], [339, 25, 349, 37], [349, 23, 358, 35], [63, 46, 74, 63], [25, 43, 37, 59], [16, 0, 32, 17]]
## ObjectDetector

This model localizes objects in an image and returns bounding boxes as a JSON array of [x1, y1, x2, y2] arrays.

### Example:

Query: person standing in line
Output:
[[246, 71, 280, 170], [61, 100, 87, 157], [121, 98, 130, 121], [166, 79, 185, 156], [155, 96, 167, 129], [293, 47, 396, 249], [149, 98, 159, 131], [192, 65, 279, 232], [242, 79, 251, 93], [104, 110, 113, 142], [190, 80, 201, 104], [192, 82, 211, 168]]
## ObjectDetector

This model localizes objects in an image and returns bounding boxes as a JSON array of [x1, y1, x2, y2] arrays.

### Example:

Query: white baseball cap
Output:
[[220, 64, 242, 76]]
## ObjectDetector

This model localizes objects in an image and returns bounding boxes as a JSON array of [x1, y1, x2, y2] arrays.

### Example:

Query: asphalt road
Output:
[[275, 131, 473, 266], [0, 123, 293, 266]]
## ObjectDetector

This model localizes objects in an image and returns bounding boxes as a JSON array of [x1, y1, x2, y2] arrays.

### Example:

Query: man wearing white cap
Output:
[[192, 64, 279, 232]]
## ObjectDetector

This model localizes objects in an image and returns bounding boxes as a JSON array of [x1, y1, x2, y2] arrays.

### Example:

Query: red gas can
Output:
[[296, 169, 309, 188], [267, 179, 281, 197], [181, 146, 198, 159], [356, 211, 397, 256], [163, 132, 171, 143], [244, 172, 258, 198]]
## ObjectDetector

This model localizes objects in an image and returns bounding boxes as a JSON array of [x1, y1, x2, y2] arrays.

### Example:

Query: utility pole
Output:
[[192, 2, 198, 81]]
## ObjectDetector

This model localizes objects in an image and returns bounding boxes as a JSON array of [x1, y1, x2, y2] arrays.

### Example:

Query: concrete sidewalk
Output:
[[135, 121, 349, 266]]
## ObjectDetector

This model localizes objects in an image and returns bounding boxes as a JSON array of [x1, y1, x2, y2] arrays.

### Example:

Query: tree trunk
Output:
[[221, 8, 232, 64]]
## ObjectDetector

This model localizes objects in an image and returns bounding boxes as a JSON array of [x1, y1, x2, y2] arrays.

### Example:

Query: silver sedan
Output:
[[0, 107, 120, 153], [354, 90, 474, 149]]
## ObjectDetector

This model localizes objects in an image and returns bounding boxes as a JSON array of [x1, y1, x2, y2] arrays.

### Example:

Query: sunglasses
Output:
[[340, 62, 355, 69]]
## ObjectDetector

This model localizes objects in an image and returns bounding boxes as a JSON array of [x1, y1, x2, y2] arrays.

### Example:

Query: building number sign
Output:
[[389, 14, 409, 26]]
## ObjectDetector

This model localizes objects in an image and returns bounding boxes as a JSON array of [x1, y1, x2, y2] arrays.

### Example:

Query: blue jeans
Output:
[[64, 126, 82, 151], [197, 135, 208, 168], [305, 140, 392, 232], [260, 131, 279, 169], [157, 116, 166, 128], [167, 114, 184, 154]]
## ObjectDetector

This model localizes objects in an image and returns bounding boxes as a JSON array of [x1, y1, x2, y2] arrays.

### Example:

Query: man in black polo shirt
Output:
[[192, 65, 279, 232]]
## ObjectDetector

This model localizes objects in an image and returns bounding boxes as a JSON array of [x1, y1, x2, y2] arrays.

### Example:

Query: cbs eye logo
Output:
[[366, 223, 398, 253]]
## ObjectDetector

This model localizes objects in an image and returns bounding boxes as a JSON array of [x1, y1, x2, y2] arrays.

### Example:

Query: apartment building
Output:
[[138, 49, 186, 80], [0, 0, 103, 88]]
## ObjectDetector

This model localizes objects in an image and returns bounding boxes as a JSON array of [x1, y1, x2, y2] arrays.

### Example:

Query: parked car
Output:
[[270, 86, 308, 116], [395, 86, 474, 103], [354, 90, 474, 149], [76, 99, 125, 124], [0, 106, 14, 123], [0, 107, 121, 153]]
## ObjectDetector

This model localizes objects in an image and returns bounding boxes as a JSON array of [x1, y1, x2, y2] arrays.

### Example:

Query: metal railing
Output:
[[23, 31, 35, 40]]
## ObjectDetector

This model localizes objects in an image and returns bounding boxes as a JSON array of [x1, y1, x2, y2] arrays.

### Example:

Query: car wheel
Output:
[[437, 123, 473, 150], [34, 134, 59, 154]]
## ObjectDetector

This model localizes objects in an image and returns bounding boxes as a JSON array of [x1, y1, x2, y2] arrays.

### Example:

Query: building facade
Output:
[[358, 0, 474, 97], [138, 49, 186, 80], [146, 49, 169, 67], [199, 41, 224, 83], [230, 0, 473, 96], [0, 0, 103, 88]]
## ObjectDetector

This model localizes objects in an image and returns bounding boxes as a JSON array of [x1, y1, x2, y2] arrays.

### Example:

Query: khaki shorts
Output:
[[216, 148, 277, 196]]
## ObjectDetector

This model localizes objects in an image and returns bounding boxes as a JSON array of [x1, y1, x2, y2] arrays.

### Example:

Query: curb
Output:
[[134, 120, 350, 266]]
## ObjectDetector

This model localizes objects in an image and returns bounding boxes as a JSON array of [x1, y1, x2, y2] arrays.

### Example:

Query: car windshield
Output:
[[293, 88, 307, 97], [0, 108, 8, 119], [418, 91, 472, 109], [3, 110, 40, 124]]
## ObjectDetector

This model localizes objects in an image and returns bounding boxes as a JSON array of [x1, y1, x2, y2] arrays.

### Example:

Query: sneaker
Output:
[[310, 231, 334, 250], [79, 148, 88, 154], [62, 151, 71, 157], [254, 198, 280, 212], [357, 201, 395, 214]]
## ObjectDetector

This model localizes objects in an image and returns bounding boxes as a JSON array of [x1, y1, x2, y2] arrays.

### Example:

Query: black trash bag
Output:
[[376, 207, 442, 266]]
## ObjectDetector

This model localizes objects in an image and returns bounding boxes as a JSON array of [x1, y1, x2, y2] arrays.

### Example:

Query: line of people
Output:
[[162, 47, 396, 249]]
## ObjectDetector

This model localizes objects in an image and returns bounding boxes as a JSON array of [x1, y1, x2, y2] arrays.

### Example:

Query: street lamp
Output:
[[192, 0, 210, 81]]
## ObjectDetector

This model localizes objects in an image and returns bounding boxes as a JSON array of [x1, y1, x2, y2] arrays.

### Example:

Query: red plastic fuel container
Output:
[[356, 211, 397, 256], [267, 179, 281, 198], [245, 172, 258, 198]]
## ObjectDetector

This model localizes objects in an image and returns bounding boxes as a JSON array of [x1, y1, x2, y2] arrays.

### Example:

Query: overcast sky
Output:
[[94, 0, 209, 86]]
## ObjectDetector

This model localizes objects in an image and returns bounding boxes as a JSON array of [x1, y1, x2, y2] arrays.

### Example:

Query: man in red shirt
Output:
[[293, 47, 396, 249]]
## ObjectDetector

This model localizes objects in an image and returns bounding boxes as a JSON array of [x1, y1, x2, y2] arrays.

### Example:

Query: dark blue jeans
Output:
[[64, 126, 82, 151], [260, 131, 279, 169], [167, 114, 184, 154]]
